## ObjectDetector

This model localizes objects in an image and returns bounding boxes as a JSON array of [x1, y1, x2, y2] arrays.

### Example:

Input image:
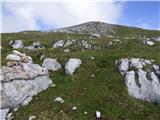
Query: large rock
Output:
[[116, 58, 160, 103], [9, 40, 24, 49], [42, 58, 62, 71], [1, 75, 52, 108], [1, 50, 52, 117], [144, 40, 155, 46], [65, 58, 82, 76]]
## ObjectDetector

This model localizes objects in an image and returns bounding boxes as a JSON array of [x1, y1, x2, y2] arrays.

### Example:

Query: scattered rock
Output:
[[28, 116, 37, 120], [7, 112, 13, 119], [91, 56, 95, 60], [64, 49, 70, 53], [91, 74, 95, 78], [9, 40, 23, 49], [72, 106, 77, 111], [96, 111, 101, 118], [65, 58, 82, 76], [144, 40, 155, 46], [50, 83, 56, 87], [91, 33, 101, 38], [53, 40, 64, 48], [84, 111, 88, 115], [116, 58, 160, 103], [54, 97, 64, 103], [40, 55, 45, 60], [25, 42, 45, 50], [42, 58, 62, 71]]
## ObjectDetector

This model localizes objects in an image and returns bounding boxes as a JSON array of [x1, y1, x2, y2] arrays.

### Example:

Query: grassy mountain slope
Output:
[[1, 22, 160, 120]]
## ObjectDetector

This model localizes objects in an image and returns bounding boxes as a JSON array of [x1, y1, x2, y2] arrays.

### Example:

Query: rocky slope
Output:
[[1, 21, 160, 120]]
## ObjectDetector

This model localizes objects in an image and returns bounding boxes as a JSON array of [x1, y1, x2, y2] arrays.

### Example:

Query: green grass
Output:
[[1, 27, 160, 120]]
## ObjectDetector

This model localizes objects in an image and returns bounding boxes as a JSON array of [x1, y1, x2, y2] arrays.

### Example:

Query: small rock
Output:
[[153, 64, 159, 71], [65, 58, 82, 76], [84, 111, 88, 115], [64, 49, 70, 53], [7, 112, 13, 119], [91, 56, 95, 60], [72, 106, 77, 111], [40, 55, 45, 60], [42, 58, 62, 71], [53, 40, 64, 48], [144, 40, 155, 46], [28, 116, 37, 120], [91, 74, 95, 78], [10, 40, 23, 49], [96, 111, 101, 118], [13, 108, 18, 112], [50, 84, 56, 87], [54, 97, 64, 103]]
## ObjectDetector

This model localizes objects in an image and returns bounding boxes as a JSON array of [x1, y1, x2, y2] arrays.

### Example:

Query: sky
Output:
[[1, 0, 160, 33]]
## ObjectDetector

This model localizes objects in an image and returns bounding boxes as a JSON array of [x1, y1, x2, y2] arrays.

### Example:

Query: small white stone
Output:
[[96, 111, 101, 118], [7, 112, 13, 119], [50, 84, 56, 87], [64, 49, 70, 53], [54, 97, 64, 103], [28, 116, 37, 120], [91, 56, 95, 60], [13, 108, 18, 112], [84, 111, 88, 115], [40, 55, 45, 60], [72, 106, 77, 111], [91, 74, 95, 78]]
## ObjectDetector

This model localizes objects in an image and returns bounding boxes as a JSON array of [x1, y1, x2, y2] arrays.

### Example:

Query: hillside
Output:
[[1, 21, 160, 120]]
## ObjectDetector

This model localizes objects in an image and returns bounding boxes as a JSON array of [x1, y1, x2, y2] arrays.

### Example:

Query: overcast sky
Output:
[[1, 0, 160, 33]]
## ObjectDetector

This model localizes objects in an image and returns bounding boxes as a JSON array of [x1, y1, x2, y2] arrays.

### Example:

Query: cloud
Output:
[[1, 0, 124, 33], [138, 23, 152, 30]]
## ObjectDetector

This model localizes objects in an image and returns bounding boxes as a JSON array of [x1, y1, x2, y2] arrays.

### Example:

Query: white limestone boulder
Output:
[[117, 58, 129, 75], [1, 75, 52, 108], [25, 42, 45, 50], [9, 40, 24, 49], [1, 51, 52, 111], [144, 40, 155, 46], [53, 40, 64, 48], [6, 54, 21, 61], [116, 58, 160, 103], [42, 58, 62, 71], [65, 58, 82, 76]]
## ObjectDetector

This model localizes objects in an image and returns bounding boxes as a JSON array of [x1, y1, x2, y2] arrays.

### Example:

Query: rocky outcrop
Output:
[[25, 42, 45, 50], [53, 39, 96, 50], [116, 58, 160, 103], [65, 58, 82, 76], [9, 40, 24, 49], [42, 58, 62, 71], [1, 50, 52, 119], [143, 40, 155, 46]]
